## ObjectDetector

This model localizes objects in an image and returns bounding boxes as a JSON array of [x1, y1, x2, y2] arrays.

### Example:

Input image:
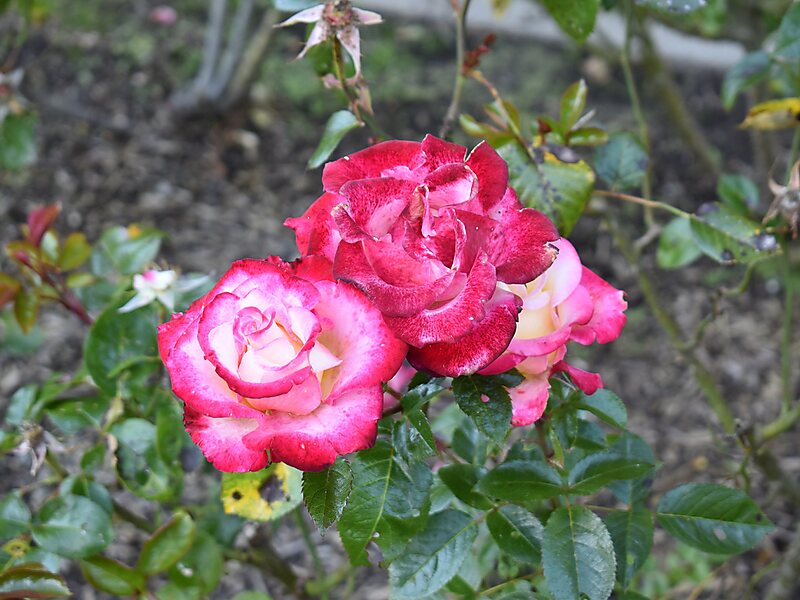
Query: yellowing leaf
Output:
[[739, 98, 800, 130], [221, 464, 302, 521]]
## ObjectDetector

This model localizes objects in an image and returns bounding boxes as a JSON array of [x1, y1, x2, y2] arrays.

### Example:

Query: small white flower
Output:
[[277, 1, 382, 77], [119, 268, 177, 313]]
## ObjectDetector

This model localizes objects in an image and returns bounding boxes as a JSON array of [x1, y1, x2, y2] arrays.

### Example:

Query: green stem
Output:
[[596, 189, 687, 218], [293, 508, 327, 600], [44, 449, 67, 479], [781, 281, 795, 414], [112, 500, 156, 534], [607, 216, 736, 433], [439, 0, 472, 139], [760, 404, 800, 443]]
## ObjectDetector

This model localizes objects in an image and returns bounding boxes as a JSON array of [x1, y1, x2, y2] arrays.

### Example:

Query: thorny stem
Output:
[[439, 0, 472, 139]]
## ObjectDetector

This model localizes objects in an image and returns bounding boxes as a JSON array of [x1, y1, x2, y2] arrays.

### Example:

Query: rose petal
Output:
[[465, 141, 509, 211], [420, 134, 467, 170], [322, 141, 423, 192], [160, 314, 263, 419], [508, 376, 550, 427], [241, 387, 383, 471], [311, 280, 407, 401], [407, 286, 522, 376], [384, 254, 497, 346], [569, 267, 627, 345], [552, 360, 603, 395], [333, 240, 455, 318], [335, 177, 416, 240], [285, 192, 342, 262], [184, 408, 268, 472], [488, 194, 559, 284]]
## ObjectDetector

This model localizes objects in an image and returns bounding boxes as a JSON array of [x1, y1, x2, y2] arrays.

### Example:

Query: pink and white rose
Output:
[[480, 239, 627, 426], [286, 134, 559, 377], [157, 257, 407, 472]]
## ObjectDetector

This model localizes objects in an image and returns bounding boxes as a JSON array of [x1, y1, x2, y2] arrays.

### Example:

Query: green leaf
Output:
[[451, 416, 488, 465], [84, 302, 159, 397], [716, 174, 759, 216], [31, 495, 113, 558], [689, 205, 779, 264], [452, 374, 513, 445], [721, 50, 771, 111], [0, 113, 37, 171], [607, 433, 656, 506], [567, 127, 608, 147], [0, 307, 43, 357], [568, 449, 654, 495], [560, 79, 588, 131], [45, 396, 108, 435], [13, 289, 39, 334], [773, 4, 800, 60], [231, 592, 273, 600], [4, 384, 37, 426], [499, 142, 595, 236], [605, 507, 653, 588], [540, 0, 598, 44], [657, 217, 703, 270], [389, 509, 477, 600], [111, 418, 180, 501], [0, 563, 70, 599], [0, 492, 31, 540], [307, 110, 362, 169], [656, 483, 773, 554], [79, 556, 144, 596], [89, 226, 163, 277], [542, 505, 616, 600], [594, 132, 648, 193], [57, 232, 91, 271], [302, 458, 352, 533], [487, 506, 543, 564], [138, 511, 196, 575], [636, 0, 707, 12], [576, 389, 627, 429], [438, 464, 494, 510], [166, 531, 224, 595], [477, 460, 563, 502], [338, 441, 432, 565], [58, 476, 113, 515], [221, 464, 303, 522]]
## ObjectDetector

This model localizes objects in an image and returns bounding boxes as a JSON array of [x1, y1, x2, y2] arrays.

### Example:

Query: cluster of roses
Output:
[[157, 136, 627, 472]]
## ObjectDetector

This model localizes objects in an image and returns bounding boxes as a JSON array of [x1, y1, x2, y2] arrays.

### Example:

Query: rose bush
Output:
[[157, 257, 407, 472], [286, 134, 560, 377], [480, 238, 627, 426]]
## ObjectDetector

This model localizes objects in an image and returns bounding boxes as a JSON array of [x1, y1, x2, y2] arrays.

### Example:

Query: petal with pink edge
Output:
[[184, 407, 268, 472], [335, 177, 416, 239], [420, 135, 467, 170], [488, 204, 560, 284], [312, 280, 407, 401], [508, 375, 550, 427], [241, 387, 384, 471], [322, 141, 423, 192], [553, 360, 603, 395], [384, 255, 497, 346], [161, 314, 264, 419], [465, 141, 509, 211], [407, 287, 522, 377], [285, 192, 342, 262], [569, 267, 628, 345], [333, 241, 455, 318]]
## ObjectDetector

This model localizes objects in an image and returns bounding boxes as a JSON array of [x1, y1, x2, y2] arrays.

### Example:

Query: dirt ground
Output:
[[1, 3, 797, 598]]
